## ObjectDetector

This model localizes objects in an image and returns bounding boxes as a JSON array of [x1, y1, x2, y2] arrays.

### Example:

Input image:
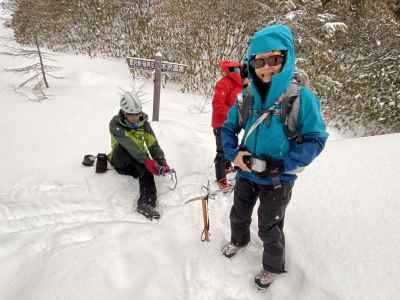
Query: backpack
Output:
[[237, 69, 310, 144]]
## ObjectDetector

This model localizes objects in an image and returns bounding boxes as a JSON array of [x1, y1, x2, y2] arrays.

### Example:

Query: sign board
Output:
[[126, 55, 187, 121], [127, 57, 187, 73]]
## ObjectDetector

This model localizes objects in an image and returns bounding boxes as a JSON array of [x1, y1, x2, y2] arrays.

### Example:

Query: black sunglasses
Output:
[[252, 55, 284, 69]]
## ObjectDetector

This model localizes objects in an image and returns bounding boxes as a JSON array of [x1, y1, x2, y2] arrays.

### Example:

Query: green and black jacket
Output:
[[108, 111, 165, 164]]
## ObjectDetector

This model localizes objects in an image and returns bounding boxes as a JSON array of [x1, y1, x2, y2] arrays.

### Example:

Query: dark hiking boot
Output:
[[254, 270, 277, 290], [139, 172, 157, 207], [221, 242, 244, 258], [136, 203, 160, 220], [146, 183, 157, 208], [137, 189, 157, 208]]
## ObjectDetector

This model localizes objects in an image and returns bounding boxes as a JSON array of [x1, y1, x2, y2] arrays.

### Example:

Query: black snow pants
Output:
[[213, 128, 231, 181], [229, 177, 293, 273], [110, 145, 157, 207]]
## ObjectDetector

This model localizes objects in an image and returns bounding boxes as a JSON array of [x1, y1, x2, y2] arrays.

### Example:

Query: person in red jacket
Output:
[[212, 60, 243, 191]]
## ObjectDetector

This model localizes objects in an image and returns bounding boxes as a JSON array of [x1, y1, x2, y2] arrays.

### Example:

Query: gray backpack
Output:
[[237, 69, 309, 144]]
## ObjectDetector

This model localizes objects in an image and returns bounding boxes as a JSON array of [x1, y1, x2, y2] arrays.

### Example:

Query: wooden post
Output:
[[152, 52, 162, 121], [126, 55, 187, 122]]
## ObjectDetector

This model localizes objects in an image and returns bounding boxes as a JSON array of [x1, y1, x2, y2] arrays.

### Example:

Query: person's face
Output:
[[252, 51, 284, 83], [125, 112, 142, 124]]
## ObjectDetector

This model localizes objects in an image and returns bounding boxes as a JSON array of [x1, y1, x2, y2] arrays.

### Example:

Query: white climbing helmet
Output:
[[120, 91, 142, 114]]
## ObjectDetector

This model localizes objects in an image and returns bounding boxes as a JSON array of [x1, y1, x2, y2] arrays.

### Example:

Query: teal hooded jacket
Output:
[[222, 24, 328, 185]]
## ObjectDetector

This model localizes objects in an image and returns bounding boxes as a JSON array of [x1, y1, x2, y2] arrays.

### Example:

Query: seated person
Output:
[[108, 91, 169, 220]]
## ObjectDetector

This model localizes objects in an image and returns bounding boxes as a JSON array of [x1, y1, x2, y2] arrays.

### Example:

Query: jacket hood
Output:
[[219, 59, 240, 72], [247, 24, 295, 107], [219, 59, 242, 85]]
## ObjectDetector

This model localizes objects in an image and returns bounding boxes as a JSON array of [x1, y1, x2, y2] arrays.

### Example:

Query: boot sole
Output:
[[136, 208, 160, 221], [254, 280, 271, 291]]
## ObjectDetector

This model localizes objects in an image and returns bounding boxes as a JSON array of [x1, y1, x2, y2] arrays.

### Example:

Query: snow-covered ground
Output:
[[1, 9, 400, 300]]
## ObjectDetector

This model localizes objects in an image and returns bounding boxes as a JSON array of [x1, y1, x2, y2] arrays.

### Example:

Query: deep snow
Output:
[[1, 8, 399, 300]]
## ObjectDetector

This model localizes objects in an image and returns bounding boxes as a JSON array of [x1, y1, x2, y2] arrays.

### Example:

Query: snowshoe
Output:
[[136, 204, 160, 220]]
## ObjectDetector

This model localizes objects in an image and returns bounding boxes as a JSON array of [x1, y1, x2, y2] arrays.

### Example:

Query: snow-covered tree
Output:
[[7, 0, 400, 135]]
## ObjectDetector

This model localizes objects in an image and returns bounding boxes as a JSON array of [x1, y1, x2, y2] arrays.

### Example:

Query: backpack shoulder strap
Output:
[[280, 80, 303, 143], [294, 68, 310, 87], [237, 73, 307, 143], [237, 88, 252, 129]]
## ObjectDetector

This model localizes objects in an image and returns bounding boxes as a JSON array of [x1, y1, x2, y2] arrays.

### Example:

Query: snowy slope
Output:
[[1, 10, 400, 300]]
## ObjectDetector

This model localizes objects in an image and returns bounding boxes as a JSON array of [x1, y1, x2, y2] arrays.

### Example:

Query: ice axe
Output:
[[184, 181, 214, 242]]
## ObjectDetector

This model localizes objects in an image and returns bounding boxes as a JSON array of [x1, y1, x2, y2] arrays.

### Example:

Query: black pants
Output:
[[230, 177, 293, 273], [110, 145, 157, 207], [213, 128, 231, 181]]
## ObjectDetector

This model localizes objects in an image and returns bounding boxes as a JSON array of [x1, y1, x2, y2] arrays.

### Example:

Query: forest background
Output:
[[3, 0, 400, 136]]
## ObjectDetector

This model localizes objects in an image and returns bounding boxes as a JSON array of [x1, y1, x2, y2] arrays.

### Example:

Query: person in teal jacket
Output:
[[221, 24, 328, 290]]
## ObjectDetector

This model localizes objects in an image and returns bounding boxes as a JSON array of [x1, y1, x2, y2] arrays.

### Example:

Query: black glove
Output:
[[254, 157, 284, 178], [156, 157, 166, 166]]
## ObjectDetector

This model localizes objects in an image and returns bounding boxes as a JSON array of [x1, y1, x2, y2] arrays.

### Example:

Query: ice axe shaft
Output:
[[201, 195, 210, 242], [183, 181, 212, 241]]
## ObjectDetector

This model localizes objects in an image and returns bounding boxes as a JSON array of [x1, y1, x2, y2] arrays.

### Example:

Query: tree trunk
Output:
[[35, 35, 49, 88]]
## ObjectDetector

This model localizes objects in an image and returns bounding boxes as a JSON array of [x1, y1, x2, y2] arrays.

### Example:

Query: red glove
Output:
[[144, 159, 161, 175]]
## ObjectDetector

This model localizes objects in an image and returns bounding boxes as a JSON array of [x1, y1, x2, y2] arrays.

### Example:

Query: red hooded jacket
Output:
[[211, 60, 243, 128]]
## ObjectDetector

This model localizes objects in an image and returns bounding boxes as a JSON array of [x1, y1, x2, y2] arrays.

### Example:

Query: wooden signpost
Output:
[[126, 52, 187, 121]]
